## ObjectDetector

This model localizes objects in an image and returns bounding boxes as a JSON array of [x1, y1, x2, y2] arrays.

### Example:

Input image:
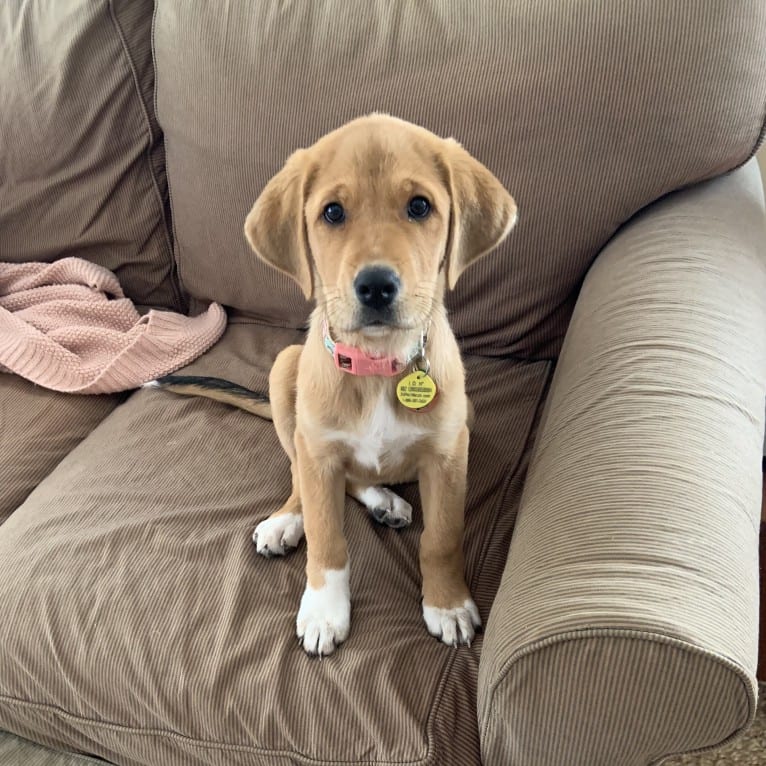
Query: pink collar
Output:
[[322, 319, 424, 377]]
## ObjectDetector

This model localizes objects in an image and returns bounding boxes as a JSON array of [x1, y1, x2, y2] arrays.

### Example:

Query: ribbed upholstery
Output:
[[0, 0, 181, 310], [2, 2, 766, 765], [0, 376, 122, 523], [0, 322, 550, 765], [153, 0, 766, 357], [478, 160, 766, 765]]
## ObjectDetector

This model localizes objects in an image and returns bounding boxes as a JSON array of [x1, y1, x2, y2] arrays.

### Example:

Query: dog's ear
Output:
[[440, 139, 517, 289], [244, 149, 314, 300]]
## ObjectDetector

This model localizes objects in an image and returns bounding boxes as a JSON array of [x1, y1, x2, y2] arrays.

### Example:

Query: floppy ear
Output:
[[440, 139, 517, 289], [243, 149, 314, 300]]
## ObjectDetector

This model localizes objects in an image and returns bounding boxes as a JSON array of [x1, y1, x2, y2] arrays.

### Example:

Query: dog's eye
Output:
[[407, 196, 431, 220], [323, 202, 345, 225]]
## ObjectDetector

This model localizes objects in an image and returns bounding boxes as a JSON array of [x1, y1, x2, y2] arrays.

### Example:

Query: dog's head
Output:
[[244, 114, 516, 338]]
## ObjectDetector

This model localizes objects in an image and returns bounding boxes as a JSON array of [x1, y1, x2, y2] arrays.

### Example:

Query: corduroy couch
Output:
[[1, 2, 766, 765]]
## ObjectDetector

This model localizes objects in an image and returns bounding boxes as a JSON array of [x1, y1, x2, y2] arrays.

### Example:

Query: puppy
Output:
[[159, 114, 517, 656]]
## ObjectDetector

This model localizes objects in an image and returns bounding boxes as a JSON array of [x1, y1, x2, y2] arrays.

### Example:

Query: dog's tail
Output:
[[146, 375, 272, 420]]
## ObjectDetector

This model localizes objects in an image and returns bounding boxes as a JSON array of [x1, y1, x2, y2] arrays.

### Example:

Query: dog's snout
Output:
[[354, 267, 400, 311]]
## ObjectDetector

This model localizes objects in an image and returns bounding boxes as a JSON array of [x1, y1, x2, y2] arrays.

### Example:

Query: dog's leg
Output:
[[253, 463, 304, 556], [347, 481, 413, 528], [418, 425, 481, 647], [295, 432, 350, 657], [253, 345, 305, 557]]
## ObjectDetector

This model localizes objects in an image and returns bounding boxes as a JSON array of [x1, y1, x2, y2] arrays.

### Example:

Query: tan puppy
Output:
[[161, 114, 516, 656]]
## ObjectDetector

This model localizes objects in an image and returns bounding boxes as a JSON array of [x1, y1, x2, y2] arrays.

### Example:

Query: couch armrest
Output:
[[478, 158, 766, 766]]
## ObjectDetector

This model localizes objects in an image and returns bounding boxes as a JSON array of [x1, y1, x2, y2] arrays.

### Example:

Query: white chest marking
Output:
[[324, 393, 426, 473]]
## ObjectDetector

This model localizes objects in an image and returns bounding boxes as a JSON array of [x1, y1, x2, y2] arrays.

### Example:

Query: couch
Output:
[[2, 2, 766, 764]]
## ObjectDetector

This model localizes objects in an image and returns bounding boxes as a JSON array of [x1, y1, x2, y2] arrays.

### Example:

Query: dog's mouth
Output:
[[344, 310, 424, 336], [325, 301, 424, 338], [359, 320, 392, 337], [353, 306, 399, 334]]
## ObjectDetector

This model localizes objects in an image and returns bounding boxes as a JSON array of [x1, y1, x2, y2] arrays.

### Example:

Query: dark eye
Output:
[[323, 202, 345, 225], [407, 196, 431, 220]]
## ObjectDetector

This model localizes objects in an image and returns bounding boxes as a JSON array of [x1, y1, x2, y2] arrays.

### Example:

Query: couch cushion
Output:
[[0, 323, 549, 765], [0, 0, 181, 311], [153, 0, 766, 357], [0, 375, 123, 522]]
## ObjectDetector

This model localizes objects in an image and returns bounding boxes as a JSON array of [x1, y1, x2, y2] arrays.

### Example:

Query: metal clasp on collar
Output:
[[412, 324, 431, 376]]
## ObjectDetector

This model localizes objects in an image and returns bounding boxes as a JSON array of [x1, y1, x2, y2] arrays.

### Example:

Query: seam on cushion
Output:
[[421, 637, 462, 765], [744, 98, 766, 161], [108, 0, 185, 312], [480, 628, 756, 763], [150, 2, 191, 310], [227, 315, 308, 332], [226, 314, 310, 332], [0, 692, 434, 766], [472, 359, 553, 586]]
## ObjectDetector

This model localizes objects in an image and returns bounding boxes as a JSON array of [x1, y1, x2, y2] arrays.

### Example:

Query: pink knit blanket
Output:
[[0, 258, 226, 394]]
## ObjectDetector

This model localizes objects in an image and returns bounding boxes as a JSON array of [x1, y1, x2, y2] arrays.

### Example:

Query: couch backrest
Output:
[[153, 1, 766, 357], [6, 2, 764, 353], [0, 0, 181, 311]]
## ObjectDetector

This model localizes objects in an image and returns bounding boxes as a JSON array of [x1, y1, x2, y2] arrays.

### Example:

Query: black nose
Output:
[[354, 267, 400, 310]]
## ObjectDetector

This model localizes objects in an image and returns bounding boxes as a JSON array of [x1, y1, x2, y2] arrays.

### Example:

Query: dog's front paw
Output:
[[355, 486, 412, 528], [422, 598, 481, 648], [296, 566, 351, 657], [253, 512, 304, 557]]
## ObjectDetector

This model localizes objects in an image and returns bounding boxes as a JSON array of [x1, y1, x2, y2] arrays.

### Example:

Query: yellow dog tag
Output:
[[396, 371, 437, 411]]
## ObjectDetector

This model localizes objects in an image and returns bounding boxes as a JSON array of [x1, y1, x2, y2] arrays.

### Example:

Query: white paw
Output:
[[422, 598, 481, 647], [296, 565, 351, 657], [252, 513, 304, 557], [355, 486, 412, 528]]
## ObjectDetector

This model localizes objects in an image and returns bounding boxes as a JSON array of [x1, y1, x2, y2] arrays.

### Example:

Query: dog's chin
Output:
[[355, 319, 425, 340], [337, 319, 421, 357], [328, 309, 425, 341], [358, 323, 393, 338], [344, 313, 401, 335]]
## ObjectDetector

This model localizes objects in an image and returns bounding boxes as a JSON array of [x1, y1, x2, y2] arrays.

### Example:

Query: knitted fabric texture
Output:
[[0, 258, 226, 394]]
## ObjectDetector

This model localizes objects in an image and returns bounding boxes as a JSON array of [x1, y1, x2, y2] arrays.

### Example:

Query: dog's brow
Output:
[[401, 177, 426, 190], [400, 177, 440, 200], [320, 184, 351, 203]]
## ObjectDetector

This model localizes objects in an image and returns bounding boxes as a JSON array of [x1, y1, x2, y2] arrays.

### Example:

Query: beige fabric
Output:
[[0, 259, 225, 394], [153, 0, 766, 357], [478, 160, 766, 765], [0, 0, 181, 310], [0, 375, 122, 523], [2, 2, 766, 763], [0, 322, 550, 765]]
